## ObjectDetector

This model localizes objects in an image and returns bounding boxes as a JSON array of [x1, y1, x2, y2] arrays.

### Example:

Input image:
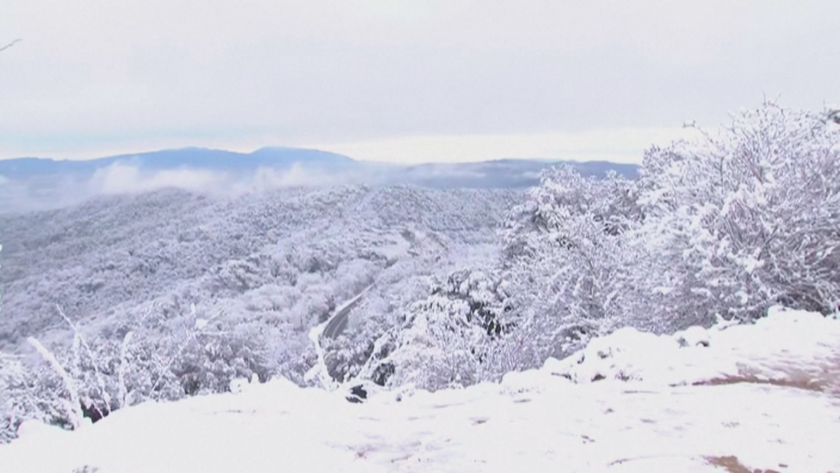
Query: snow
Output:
[[550, 306, 840, 388], [303, 318, 335, 390], [2, 307, 839, 473]]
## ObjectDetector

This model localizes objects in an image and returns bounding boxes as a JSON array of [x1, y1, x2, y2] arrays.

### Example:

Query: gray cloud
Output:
[[1, 0, 838, 161]]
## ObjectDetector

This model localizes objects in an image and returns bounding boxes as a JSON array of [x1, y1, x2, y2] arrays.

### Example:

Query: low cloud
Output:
[[235, 164, 367, 194], [86, 163, 229, 195], [0, 156, 582, 215], [0, 161, 382, 214], [404, 163, 487, 179], [86, 161, 374, 198]]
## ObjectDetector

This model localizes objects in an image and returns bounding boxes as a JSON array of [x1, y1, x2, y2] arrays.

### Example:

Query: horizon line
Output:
[[0, 144, 643, 167]]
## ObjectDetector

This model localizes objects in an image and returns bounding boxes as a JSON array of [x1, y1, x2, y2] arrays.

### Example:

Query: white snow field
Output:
[[2, 307, 839, 473]]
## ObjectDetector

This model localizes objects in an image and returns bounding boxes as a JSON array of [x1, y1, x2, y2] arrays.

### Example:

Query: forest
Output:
[[1, 102, 839, 442]]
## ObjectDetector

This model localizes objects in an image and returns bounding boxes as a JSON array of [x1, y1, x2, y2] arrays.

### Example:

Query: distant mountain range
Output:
[[0, 147, 639, 213], [0, 147, 357, 179], [0, 147, 638, 183]]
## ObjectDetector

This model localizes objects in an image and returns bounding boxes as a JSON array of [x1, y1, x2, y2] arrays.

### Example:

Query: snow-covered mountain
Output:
[[0, 147, 638, 214], [0, 147, 638, 181], [0, 147, 358, 179]]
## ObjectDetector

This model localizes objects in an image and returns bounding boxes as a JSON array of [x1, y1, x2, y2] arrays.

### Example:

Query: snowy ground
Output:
[[2, 307, 839, 473]]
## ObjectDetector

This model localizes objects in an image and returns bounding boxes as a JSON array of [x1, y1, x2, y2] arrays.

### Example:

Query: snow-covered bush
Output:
[[428, 269, 515, 338], [310, 267, 504, 391], [0, 352, 76, 443], [355, 269, 511, 391], [373, 294, 486, 391], [499, 165, 645, 361], [169, 317, 272, 396], [0, 303, 274, 443], [322, 337, 375, 384], [635, 102, 840, 329]]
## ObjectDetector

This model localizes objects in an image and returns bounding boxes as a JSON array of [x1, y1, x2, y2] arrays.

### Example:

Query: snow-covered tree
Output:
[[635, 102, 840, 329], [498, 165, 644, 364], [366, 294, 486, 391], [350, 269, 513, 391]]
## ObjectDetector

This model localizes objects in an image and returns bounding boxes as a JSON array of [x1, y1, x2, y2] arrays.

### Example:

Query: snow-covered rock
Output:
[[229, 377, 250, 394], [16, 419, 70, 441], [674, 325, 710, 347], [546, 306, 840, 389]]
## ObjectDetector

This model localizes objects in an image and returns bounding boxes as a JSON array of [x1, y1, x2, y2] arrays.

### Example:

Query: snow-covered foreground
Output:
[[2, 308, 839, 473]]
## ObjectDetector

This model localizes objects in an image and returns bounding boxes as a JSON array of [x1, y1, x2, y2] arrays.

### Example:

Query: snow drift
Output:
[[1, 307, 838, 473]]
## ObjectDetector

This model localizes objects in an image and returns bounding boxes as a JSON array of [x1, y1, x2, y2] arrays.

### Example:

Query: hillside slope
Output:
[[0, 186, 520, 365]]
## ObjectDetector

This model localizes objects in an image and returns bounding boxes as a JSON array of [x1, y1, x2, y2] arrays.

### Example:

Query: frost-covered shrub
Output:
[[356, 270, 513, 391], [635, 102, 840, 329], [0, 303, 277, 443], [375, 295, 486, 391], [429, 269, 515, 338], [0, 353, 74, 443], [169, 319, 273, 396], [498, 165, 644, 362], [322, 337, 375, 384]]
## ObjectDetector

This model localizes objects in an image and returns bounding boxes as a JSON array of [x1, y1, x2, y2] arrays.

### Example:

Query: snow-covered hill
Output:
[[2, 307, 837, 473], [0, 186, 518, 351], [0, 185, 521, 425]]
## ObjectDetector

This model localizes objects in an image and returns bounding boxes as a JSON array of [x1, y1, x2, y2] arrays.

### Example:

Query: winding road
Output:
[[322, 282, 376, 340], [322, 289, 367, 339]]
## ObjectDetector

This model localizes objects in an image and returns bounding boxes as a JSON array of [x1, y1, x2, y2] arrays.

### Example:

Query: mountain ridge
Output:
[[0, 146, 638, 180], [0, 146, 639, 214]]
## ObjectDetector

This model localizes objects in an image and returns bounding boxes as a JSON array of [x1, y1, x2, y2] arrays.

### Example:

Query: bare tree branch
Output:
[[0, 39, 22, 54]]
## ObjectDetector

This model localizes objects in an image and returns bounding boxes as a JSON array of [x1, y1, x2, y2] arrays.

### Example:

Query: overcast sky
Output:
[[0, 0, 837, 163]]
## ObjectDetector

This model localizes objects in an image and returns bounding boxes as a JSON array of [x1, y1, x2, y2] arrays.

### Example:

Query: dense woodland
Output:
[[1, 102, 839, 442]]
